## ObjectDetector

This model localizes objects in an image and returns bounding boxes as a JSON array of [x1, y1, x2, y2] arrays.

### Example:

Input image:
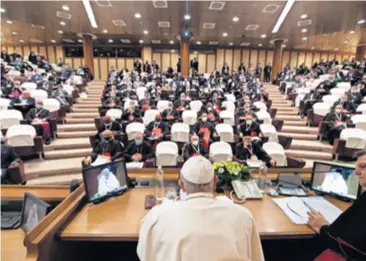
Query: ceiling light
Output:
[[169, 40, 174, 44], [62, 5, 70, 11], [334, 48, 339, 51], [19, 40, 24, 43], [139, 40, 143, 44], [197, 41, 201, 45], [78, 39, 83, 43], [358, 19, 365, 24], [232, 16, 239, 22], [51, 40, 56, 43], [135, 13, 141, 19], [184, 14, 191, 20], [301, 14, 308, 19], [171, 49, 175, 53], [11, 32, 17, 35], [222, 32, 228, 37], [261, 34, 267, 38], [0, 8, 5, 13], [58, 30, 63, 34], [302, 37, 308, 40], [282, 44, 286, 48], [272, 0, 295, 33], [194, 51, 198, 54], [102, 29, 108, 33], [301, 28, 308, 33], [229, 42, 233, 46], [349, 31, 355, 34], [108, 39, 113, 43], [60, 21, 66, 26], [258, 43, 263, 47], [82, 0, 98, 28], [6, 20, 13, 24], [343, 40, 349, 44], [143, 30, 148, 35], [311, 47, 315, 50]]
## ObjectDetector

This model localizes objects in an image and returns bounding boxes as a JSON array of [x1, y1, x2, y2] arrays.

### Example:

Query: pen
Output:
[[302, 200, 316, 212]]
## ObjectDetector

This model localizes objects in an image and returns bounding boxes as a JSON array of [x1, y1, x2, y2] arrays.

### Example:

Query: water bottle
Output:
[[258, 163, 268, 190], [155, 166, 165, 204]]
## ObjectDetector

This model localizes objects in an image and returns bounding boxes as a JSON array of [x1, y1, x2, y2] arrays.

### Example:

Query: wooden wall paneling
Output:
[[198, 54, 206, 73], [30, 46, 38, 53], [305, 52, 313, 68], [55, 46, 64, 61], [320, 52, 328, 61], [12, 46, 22, 56], [7, 46, 14, 53], [108, 58, 117, 71], [152, 53, 161, 68], [162, 53, 170, 71], [64, 58, 72, 66], [47, 46, 56, 64], [336, 53, 342, 62], [93, 58, 100, 80], [142, 47, 152, 62], [290, 52, 298, 69], [233, 49, 241, 72], [117, 58, 125, 70], [126, 58, 134, 71], [249, 49, 258, 67], [342, 54, 350, 61], [298, 52, 306, 66], [100, 58, 108, 80], [207, 54, 215, 73], [216, 49, 225, 71], [73, 58, 82, 69], [23, 46, 30, 58], [258, 50, 266, 81], [171, 53, 179, 72], [225, 49, 233, 71], [313, 52, 321, 64], [266, 50, 274, 67], [39, 46, 47, 57], [282, 51, 290, 69], [242, 49, 250, 70]]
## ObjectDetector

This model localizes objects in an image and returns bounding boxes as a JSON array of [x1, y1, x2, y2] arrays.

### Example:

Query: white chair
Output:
[[6, 70, 21, 79], [255, 111, 272, 124], [143, 109, 159, 126], [171, 123, 190, 143], [337, 82, 351, 92], [313, 102, 331, 117], [62, 84, 74, 96], [253, 101, 267, 112], [0, 98, 11, 111], [351, 115, 366, 131], [31, 90, 48, 102], [319, 74, 330, 81], [156, 142, 179, 167], [136, 87, 147, 101], [6, 124, 36, 147], [43, 98, 60, 113], [225, 94, 236, 102], [322, 95, 339, 105], [106, 108, 123, 120], [125, 122, 145, 140], [157, 100, 171, 113], [340, 128, 366, 149], [209, 142, 233, 162], [189, 100, 203, 112], [219, 111, 235, 125], [260, 124, 278, 142], [73, 75, 83, 85], [263, 142, 287, 167], [215, 124, 234, 142], [356, 104, 366, 114], [182, 110, 197, 125], [0, 110, 23, 130], [221, 101, 235, 113], [330, 88, 346, 97], [21, 82, 37, 92]]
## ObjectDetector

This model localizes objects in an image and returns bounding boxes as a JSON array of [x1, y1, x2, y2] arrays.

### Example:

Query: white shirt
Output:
[[97, 169, 120, 196], [137, 193, 264, 261], [321, 172, 348, 195]]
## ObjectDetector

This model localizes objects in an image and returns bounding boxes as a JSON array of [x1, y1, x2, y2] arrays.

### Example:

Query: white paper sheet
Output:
[[126, 162, 144, 169]]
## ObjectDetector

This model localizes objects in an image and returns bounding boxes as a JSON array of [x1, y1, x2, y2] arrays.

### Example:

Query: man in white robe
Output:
[[137, 156, 264, 261], [321, 170, 348, 195], [97, 168, 120, 196]]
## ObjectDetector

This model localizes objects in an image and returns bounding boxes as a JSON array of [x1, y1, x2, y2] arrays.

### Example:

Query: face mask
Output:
[[201, 117, 207, 122], [192, 140, 199, 146], [135, 139, 142, 145], [104, 136, 113, 142], [36, 104, 43, 109], [104, 121, 111, 125], [246, 120, 252, 125], [335, 109, 341, 114], [155, 118, 161, 123], [207, 108, 212, 112]]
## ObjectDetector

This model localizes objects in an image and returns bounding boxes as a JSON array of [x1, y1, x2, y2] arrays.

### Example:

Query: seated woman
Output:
[[25, 100, 51, 145], [124, 132, 155, 163], [307, 150, 366, 260], [182, 134, 208, 161]]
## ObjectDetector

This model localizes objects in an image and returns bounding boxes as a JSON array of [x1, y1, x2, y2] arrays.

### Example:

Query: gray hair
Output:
[[181, 175, 215, 194]]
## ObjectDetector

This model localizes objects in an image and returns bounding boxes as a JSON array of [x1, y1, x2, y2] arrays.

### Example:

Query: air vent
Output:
[[112, 20, 126, 26], [262, 5, 280, 13], [31, 24, 45, 30], [56, 11, 72, 20], [158, 21, 170, 28], [240, 42, 251, 46], [245, 24, 259, 30], [120, 39, 131, 43], [62, 39, 75, 43], [209, 1, 226, 10], [152, 40, 161, 44], [297, 19, 312, 27], [209, 41, 218, 45], [203, 22, 215, 29], [95, 0, 112, 7], [30, 39, 43, 43], [152, 0, 168, 8]]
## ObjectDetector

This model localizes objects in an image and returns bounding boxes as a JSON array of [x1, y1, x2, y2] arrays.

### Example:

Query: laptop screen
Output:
[[21, 193, 50, 232]]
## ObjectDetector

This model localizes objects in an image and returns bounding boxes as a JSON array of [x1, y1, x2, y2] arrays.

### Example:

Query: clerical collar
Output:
[[186, 192, 214, 201]]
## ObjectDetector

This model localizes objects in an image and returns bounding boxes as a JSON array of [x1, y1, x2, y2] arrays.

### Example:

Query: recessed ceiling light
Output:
[[143, 30, 148, 35], [282, 44, 286, 48], [358, 19, 365, 24], [349, 30, 355, 34], [12, 31, 17, 35], [302, 37, 308, 40], [261, 34, 267, 38], [135, 13, 141, 19], [78, 39, 83, 43], [139, 40, 143, 44], [58, 30, 63, 34], [171, 49, 175, 53], [334, 48, 339, 51], [311, 47, 315, 50], [232, 16, 239, 22], [62, 5, 70, 11], [194, 51, 197, 54], [19, 40, 24, 43], [0, 8, 5, 13], [6, 20, 13, 24], [60, 21, 66, 26], [169, 40, 174, 44], [301, 28, 308, 33], [222, 32, 228, 37], [108, 39, 113, 43], [51, 39, 56, 43], [343, 40, 349, 44], [301, 14, 308, 19], [197, 41, 201, 45], [102, 29, 108, 33], [184, 14, 191, 20], [229, 42, 233, 46], [258, 43, 263, 47]]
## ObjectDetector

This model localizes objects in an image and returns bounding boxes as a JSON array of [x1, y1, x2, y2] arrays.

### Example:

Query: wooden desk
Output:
[[1, 229, 27, 261], [60, 188, 350, 241], [1, 185, 70, 201]]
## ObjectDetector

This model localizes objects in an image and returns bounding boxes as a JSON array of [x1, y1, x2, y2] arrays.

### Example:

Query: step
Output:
[[275, 115, 303, 121], [276, 107, 297, 112], [276, 111, 298, 116], [26, 173, 83, 186], [285, 149, 332, 161], [58, 131, 96, 138], [290, 140, 333, 153], [66, 112, 99, 118], [73, 104, 101, 108], [79, 98, 101, 103], [283, 120, 307, 126], [281, 126, 318, 135], [278, 132, 317, 140], [271, 101, 292, 105], [58, 123, 96, 132], [24, 157, 85, 179], [44, 138, 91, 151], [44, 148, 92, 159], [65, 118, 95, 124], [72, 108, 98, 113]]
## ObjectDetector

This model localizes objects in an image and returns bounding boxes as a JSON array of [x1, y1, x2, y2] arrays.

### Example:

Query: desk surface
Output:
[[1, 185, 70, 201], [1, 229, 26, 261], [60, 188, 350, 241]]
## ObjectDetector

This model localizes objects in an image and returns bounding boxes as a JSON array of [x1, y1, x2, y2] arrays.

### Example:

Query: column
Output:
[[180, 39, 190, 78], [355, 44, 366, 61], [82, 34, 94, 76], [272, 39, 284, 79]]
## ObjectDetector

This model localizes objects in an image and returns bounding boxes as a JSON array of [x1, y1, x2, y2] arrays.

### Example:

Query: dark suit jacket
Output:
[[264, 65, 272, 74], [145, 121, 169, 137], [25, 108, 50, 121], [332, 100, 356, 113], [91, 140, 124, 162], [235, 141, 271, 165], [10, 97, 36, 107], [183, 142, 208, 161], [191, 121, 217, 140], [173, 99, 189, 109], [1, 144, 21, 169], [324, 112, 350, 129], [239, 121, 261, 136], [222, 66, 230, 75], [124, 141, 155, 162], [304, 92, 322, 102], [348, 93, 363, 106], [162, 108, 179, 121], [143, 63, 151, 73]]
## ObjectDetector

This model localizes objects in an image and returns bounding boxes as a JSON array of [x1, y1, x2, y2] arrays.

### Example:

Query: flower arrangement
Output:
[[213, 161, 252, 192]]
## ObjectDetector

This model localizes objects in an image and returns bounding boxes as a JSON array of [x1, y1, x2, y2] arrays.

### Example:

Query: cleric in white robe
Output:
[[97, 168, 120, 196], [137, 156, 264, 261], [321, 170, 348, 195], [25, 204, 39, 231]]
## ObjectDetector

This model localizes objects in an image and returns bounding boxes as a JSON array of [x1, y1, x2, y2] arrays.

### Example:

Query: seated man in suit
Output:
[[83, 130, 124, 166], [10, 90, 36, 117], [1, 141, 21, 184], [162, 102, 179, 126], [139, 92, 154, 111], [300, 89, 322, 118], [238, 114, 261, 137], [121, 100, 141, 122], [173, 93, 189, 112], [94, 115, 122, 145], [199, 102, 219, 122], [235, 103, 257, 120], [348, 86, 363, 107], [332, 93, 356, 114], [124, 132, 155, 163], [145, 113, 169, 145], [235, 135, 276, 168], [324, 104, 350, 145], [191, 113, 218, 151], [25, 100, 52, 145], [182, 133, 208, 161]]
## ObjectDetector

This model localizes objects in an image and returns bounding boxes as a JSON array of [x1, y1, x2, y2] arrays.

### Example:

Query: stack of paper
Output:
[[126, 162, 144, 169]]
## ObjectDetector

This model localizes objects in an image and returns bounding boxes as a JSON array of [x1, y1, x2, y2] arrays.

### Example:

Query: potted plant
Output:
[[213, 161, 252, 192]]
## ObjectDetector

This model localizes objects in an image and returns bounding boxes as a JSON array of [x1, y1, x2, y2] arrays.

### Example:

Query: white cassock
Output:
[[137, 193, 264, 261], [97, 169, 120, 196], [26, 204, 39, 230], [321, 172, 348, 195], [295, 87, 310, 108]]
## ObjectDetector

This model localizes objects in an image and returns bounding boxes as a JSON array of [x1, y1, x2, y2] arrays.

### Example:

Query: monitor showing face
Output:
[[21, 193, 50, 232]]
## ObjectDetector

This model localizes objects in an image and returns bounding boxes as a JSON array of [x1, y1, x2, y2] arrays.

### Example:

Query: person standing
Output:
[[256, 63, 262, 79], [134, 59, 142, 74], [177, 57, 181, 73], [264, 62, 272, 82]]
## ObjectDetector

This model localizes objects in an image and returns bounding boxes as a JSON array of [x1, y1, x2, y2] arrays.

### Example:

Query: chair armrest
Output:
[[306, 109, 314, 125], [267, 100, 272, 109], [89, 135, 96, 147], [269, 108, 277, 119], [272, 119, 284, 132], [34, 136, 44, 153], [333, 138, 344, 154], [94, 117, 103, 130], [49, 118, 57, 133], [177, 155, 184, 168], [145, 158, 156, 168], [72, 89, 79, 100], [8, 161, 26, 184], [278, 135, 292, 149], [286, 156, 306, 168]]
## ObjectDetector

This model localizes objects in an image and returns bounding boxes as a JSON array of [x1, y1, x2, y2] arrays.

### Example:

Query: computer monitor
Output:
[[82, 160, 128, 202], [311, 161, 360, 200], [21, 193, 50, 232]]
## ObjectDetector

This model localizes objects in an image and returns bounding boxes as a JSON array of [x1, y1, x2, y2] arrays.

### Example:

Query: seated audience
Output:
[[10, 90, 35, 116], [25, 100, 51, 144], [301, 89, 322, 117], [191, 113, 218, 150], [145, 114, 169, 143], [238, 114, 261, 137], [324, 105, 350, 145], [124, 132, 155, 163], [332, 93, 357, 114]]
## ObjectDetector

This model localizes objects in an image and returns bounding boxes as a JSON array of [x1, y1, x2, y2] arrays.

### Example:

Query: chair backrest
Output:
[[356, 104, 366, 114], [21, 82, 37, 92], [321, 95, 339, 105], [330, 88, 346, 97], [136, 87, 147, 101], [62, 84, 74, 96], [340, 128, 366, 149], [219, 111, 235, 125], [351, 115, 366, 131], [125, 122, 146, 140], [31, 89, 48, 102], [319, 74, 330, 81], [253, 101, 267, 111], [157, 100, 171, 113], [156, 141, 179, 167], [255, 111, 272, 124], [263, 142, 287, 166], [43, 98, 60, 113], [182, 110, 197, 125], [190, 100, 203, 112], [215, 123, 234, 142], [336, 82, 351, 92], [0, 109, 24, 129], [260, 124, 278, 142], [171, 123, 190, 142], [221, 101, 235, 112], [209, 141, 233, 162], [6, 124, 36, 147], [313, 102, 331, 116], [143, 109, 159, 126], [106, 108, 123, 120], [0, 98, 11, 111]]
